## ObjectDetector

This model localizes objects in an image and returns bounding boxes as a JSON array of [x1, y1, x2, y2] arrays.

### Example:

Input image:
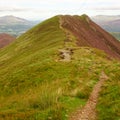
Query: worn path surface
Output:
[[69, 72, 109, 120]]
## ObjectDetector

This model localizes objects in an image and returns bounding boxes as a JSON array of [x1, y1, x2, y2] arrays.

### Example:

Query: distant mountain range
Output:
[[0, 15, 31, 25], [0, 15, 39, 36], [91, 15, 120, 23], [92, 15, 120, 40], [0, 15, 120, 40], [91, 15, 120, 32]]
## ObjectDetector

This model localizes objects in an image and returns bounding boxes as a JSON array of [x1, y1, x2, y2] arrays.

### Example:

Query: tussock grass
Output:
[[97, 62, 120, 120]]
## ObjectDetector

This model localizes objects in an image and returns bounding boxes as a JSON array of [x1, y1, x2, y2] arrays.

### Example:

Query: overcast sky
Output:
[[0, 0, 120, 20]]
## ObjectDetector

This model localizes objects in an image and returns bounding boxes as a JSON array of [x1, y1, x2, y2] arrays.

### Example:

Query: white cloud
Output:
[[0, 0, 120, 20]]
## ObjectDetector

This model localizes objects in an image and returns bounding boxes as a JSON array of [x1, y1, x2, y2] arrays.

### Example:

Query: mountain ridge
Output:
[[59, 15, 120, 59], [0, 15, 119, 120]]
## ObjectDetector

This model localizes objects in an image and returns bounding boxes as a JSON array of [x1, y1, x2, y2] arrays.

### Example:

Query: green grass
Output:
[[97, 61, 120, 120], [0, 15, 120, 120]]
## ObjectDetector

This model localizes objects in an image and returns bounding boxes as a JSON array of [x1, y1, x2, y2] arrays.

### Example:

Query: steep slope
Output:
[[0, 33, 15, 48], [60, 15, 120, 59], [0, 15, 120, 120]]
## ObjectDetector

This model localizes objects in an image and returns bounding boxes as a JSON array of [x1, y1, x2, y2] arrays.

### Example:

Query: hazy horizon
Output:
[[0, 0, 120, 20]]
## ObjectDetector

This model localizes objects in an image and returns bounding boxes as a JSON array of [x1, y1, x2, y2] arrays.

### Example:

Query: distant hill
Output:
[[91, 15, 120, 24], [93, 16, 120, 32], [0, 33, 15, 48], [0, 15, 119, 120], [91, 15, 120, 32], [92, 15, 120, 40], [0, 15, 31, 25], [111, 32, 120, 40], [0, 15, 39, 36]]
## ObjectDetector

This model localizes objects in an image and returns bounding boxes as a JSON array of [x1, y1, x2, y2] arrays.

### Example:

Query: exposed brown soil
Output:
[[58, 49, 72, 62], [0, 33, 15, 48], [69, 72, 109, 120], [59, 15, 120, 59]]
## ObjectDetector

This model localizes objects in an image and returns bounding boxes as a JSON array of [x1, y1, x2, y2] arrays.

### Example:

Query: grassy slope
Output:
[[97, 61, 120, 120], [0, 15, 120, 120]]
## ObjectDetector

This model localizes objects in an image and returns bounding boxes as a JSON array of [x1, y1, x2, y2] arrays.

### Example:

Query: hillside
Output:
[[0, 15, 31, 25], [106, 19, 120, 32], [0, 15, 38, 36], [0, 33, 15, 48], [92, 16, 120, 32], [60, 15, 120, 59], [0, 15, 120, 120], [91, 15, 120, 24], [111, 32, 120, 41], [92, 15, 120, 40]]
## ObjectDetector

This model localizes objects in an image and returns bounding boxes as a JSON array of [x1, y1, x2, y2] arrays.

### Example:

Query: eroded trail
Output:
[[69, 72, 109, 120]]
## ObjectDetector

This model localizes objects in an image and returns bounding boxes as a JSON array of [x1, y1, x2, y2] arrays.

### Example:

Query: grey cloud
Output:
[[0, 8, 32, 12], [92, 7, 120, 10]]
